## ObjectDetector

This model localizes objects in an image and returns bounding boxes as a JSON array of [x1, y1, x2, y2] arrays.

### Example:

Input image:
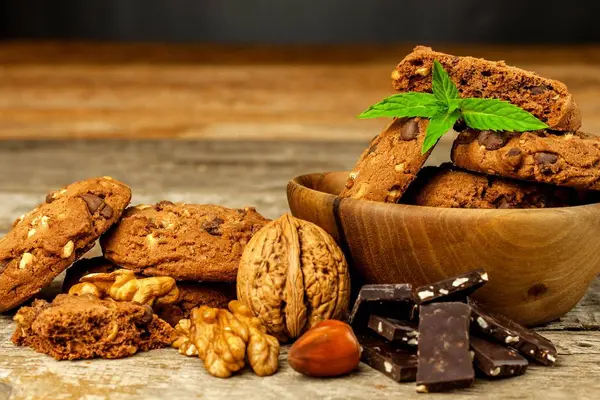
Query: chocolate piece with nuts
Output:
[[368, 315, 418, 347], [417, 302, 474, 393], [339, 117, 436, 203], [347, 284, 414, 330], [414, 269, 488, 305], [0, 177, 131, 312], [470, 335, 528, 378], [469, 299, 557, 365], [358, 333, 418, 383], [237, 213, 350, 342], [12, 294, 177, 360]]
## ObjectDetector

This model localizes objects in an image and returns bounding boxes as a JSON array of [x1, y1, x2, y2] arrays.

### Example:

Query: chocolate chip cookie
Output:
[[100, 202, 269, 282], [402, 165, 583, 209], [0, 177, 131, 312], [451, 129, 600, 190], [12, 294, 177, 360], [391, 46, 580, 132], [339, 117, 434, 202], [63, 257, 237, 326]]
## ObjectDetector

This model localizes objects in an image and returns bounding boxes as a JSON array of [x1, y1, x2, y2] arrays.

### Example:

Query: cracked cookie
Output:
[[0, 177, 131, 312], [451, 129, 600, 190], [402, 165, 584, 209], [339, 117, 434, 202], [12, 294, 177, 360], [63, 257, 236, 326], [100, 202, 269, 282], [391, 46, 580, 132]]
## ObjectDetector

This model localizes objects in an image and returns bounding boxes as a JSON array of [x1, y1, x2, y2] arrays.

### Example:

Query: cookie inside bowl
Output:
[[287, 171, 600, 326]]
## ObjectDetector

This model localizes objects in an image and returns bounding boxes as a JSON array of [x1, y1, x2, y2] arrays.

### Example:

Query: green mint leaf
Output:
[[448, 98, 462, 113], [461, 98, 549, 131], [421, 109, 461, 154], [358, 92, 445, 119], [432, 60, 460, 105]]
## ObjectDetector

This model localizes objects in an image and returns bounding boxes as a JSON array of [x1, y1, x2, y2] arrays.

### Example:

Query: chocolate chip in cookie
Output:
[[399, 119, 420, 141], [478, 131, 509, 150]]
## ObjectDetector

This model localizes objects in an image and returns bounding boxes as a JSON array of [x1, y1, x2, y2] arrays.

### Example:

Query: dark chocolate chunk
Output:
[[99, 203, 114, 219], [414, 269, 488, 305], [471, 336, 528, 378], [358, 333, 418, 383], [469, 299, 557, 365], [45, 192, 55, 204], [368, 315, 418, 346], [202, 217, 224, 236], [534, 152, 558, 165], [530, 85, 551, 95], [478, 131, 508, 150], [140, 304, 155, 324], [453, 120, 467, 132], [400, 120, 419, 141], [507, 148, 522, 157], [454, 129, 478, 144], [416, 302, 474, 393], [81, 194, 105, 214], [347, 284, 414, 329]]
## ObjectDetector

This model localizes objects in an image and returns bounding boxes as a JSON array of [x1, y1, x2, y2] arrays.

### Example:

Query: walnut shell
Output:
[[237, 213, 350, 342]]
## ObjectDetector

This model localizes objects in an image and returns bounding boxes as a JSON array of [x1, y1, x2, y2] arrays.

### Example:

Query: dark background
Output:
[[0, 0, 597, 44]]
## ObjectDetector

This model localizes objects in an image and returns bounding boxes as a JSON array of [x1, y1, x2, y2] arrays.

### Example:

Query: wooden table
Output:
[[0, 43, 599, 399]]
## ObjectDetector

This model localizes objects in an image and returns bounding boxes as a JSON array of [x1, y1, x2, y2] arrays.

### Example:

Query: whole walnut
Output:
[[237, 213, 350, 342]]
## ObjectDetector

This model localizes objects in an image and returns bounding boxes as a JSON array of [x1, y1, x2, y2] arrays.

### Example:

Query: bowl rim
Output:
[[290, 171, 600, 214]]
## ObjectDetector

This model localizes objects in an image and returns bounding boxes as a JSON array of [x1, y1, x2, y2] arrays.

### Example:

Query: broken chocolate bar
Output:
[[368, 315, 418, 347], [469, 299, 557, 366], [348, 284, 414, 329], [471, 336, 528, 378], [358, 333, 418, 382], [414, 269, 488, 304], [417, 302, 474, 393]]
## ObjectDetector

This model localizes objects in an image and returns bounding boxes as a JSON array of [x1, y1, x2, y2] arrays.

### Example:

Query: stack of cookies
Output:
[[0, 177, 270, 359], [341, 46, 598, 208]]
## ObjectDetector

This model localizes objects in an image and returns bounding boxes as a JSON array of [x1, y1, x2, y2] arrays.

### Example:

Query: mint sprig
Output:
[[358, 60, 549, 154]]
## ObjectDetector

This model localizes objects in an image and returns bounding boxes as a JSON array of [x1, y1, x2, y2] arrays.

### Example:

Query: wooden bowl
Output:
[[287, 171, 600, 326]]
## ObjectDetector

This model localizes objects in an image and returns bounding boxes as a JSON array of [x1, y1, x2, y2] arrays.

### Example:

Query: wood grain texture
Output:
[[0, 140, 599, 399], [2, 42, 600, 140]]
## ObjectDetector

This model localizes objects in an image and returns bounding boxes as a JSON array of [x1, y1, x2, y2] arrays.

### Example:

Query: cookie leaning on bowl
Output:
[[401, 164, 589, 209], [452, 129, 600, 190], [100, 202, 269, 282], [0, 177, 131, 312], [63, 257, 237, 326], [340, 117, 433, 202], [391, 45, 581, 132]]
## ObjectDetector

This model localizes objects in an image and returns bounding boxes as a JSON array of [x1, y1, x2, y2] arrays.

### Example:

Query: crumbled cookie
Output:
[[12, 294, 177, 360], [401, 165, 585, 209], [391, 46, 580, 132], [451, 129, 600, 190], [339, 118, 434, 202], [63, 257, 236, 326], [100, 203, 269, 282], [0, 177, 131, 312]]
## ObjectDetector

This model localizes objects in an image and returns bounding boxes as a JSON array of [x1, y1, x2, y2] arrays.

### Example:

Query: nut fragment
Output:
[[415, 66, 431, 76], [74, 269, 180, 306], [61, 241, 75, 258], [237, 213, 350, 342], [19, 253, 34, 270], [69, 282, 102, 298], [175, 301, 280, 378]]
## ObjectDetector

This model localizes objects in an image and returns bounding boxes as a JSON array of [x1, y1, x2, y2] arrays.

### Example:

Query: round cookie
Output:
[[63, 257, 237, 326], [339, 117, 434, 203], [452, 129, 600, 190], [402, 165, 584, 209], [0, 177, 131, 312], [100, 202, 269, 282]]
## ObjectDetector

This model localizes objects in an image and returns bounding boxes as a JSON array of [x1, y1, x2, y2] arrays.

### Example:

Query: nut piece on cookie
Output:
[[12, 294, 177, 360], [174, 301, 280, 378], [0, 177, 132, 312], [69, 269, 180, 307], [100, 203, 269, 282]]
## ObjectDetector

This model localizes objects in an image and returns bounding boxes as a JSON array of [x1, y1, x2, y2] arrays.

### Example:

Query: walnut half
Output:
[[173, 301, 280, 378], [237, 213, 350, 341], [69, 269, 179, 307]]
